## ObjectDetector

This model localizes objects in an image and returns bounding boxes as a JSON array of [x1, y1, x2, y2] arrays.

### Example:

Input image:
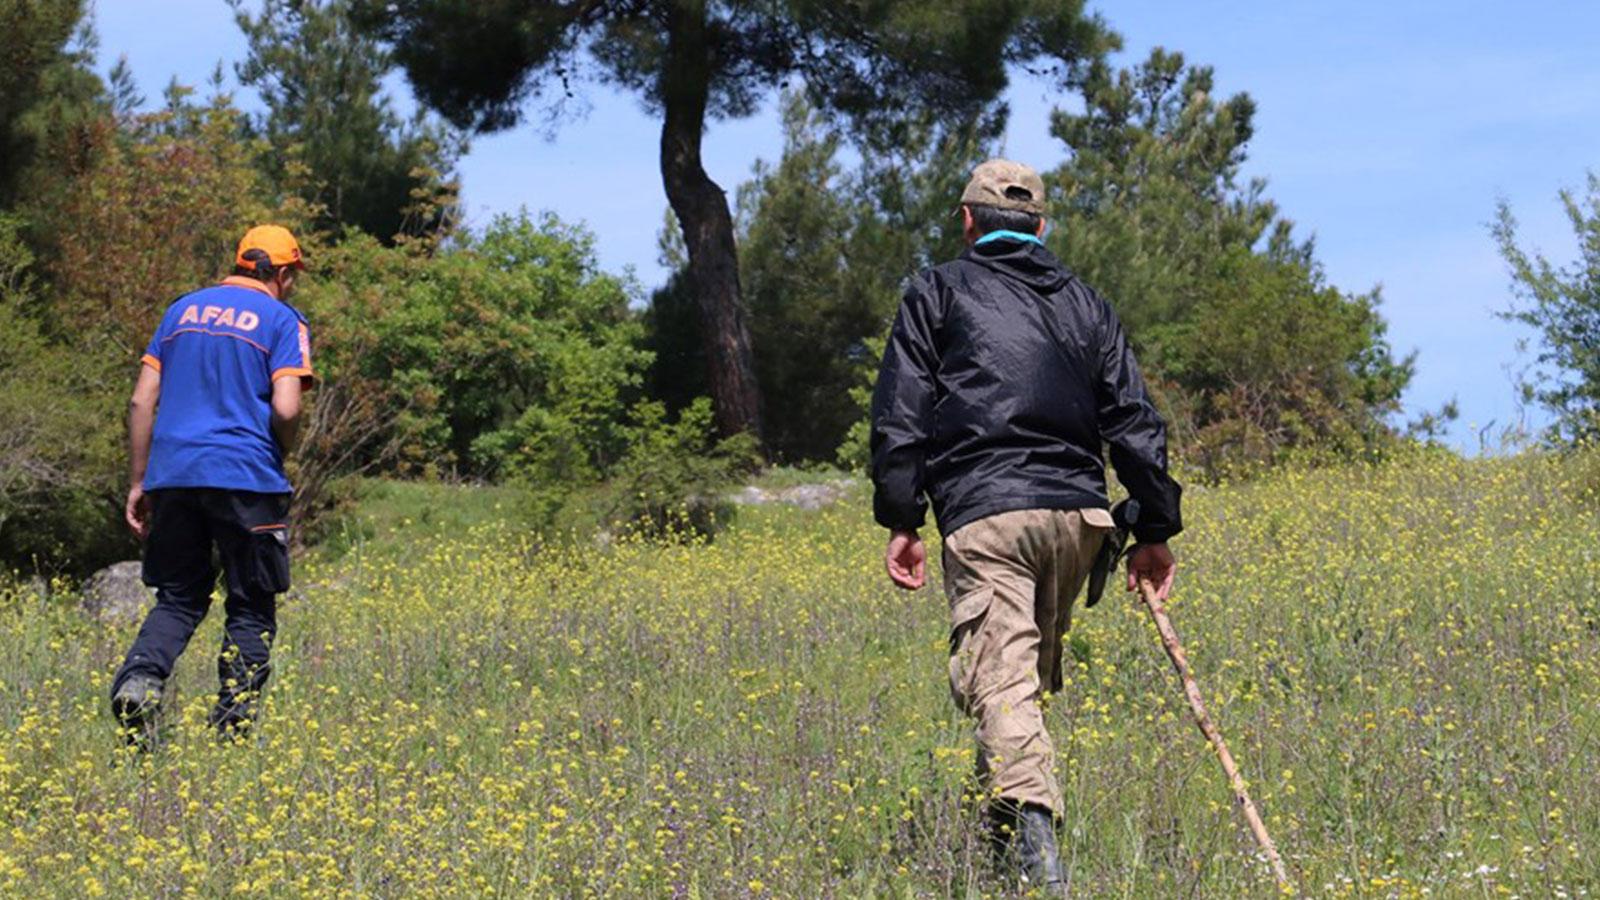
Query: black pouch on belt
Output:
[[248, 525, 292, 595], [1084, 499, 1139, 608]]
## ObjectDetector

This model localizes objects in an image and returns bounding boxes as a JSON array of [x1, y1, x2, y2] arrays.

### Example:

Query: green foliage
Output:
[[1048, 49, 1413, 473], [0, 5, 1429, 573], [305, 477, 536, 564], [1050, 48, 1273, 337], [640, 266, 709, 415], [1158, 247, 1412, 473], [735, 98, 883, 462], [1494, 173, 1600, 444], [0, 0, 100, 205], [360, 1, 1114, 134], [296, 213, 650, 483], [817, 104, 1001, 469], [1, 63, 657, 569], [362, 0, 1116, 444], [29, 87, 312, 362], [5, 123, 658, 571], [850, 103, 1002, 276], [647, 93, 996, 463], [0, 214, 124, 572], [836, 334, 887, 472], [598, 398, 761, 539], [231, 0, 463, 243], [717, 59, 1411, 475]]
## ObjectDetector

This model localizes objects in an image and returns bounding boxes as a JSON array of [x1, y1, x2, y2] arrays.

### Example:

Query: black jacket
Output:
[[869, 237, 1182, 543]]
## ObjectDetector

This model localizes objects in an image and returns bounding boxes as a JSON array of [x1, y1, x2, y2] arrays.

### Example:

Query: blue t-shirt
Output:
[[141, 279, 314, 494]]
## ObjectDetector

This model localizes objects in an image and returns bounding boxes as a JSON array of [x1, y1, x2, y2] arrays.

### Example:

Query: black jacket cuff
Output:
[[1132, 523, 1180, 545], [873, 497, 926, 533]]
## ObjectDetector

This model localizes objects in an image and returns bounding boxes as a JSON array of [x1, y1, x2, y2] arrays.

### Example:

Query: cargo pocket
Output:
[[1081, 507, 1115, 531], [247, 525, 292, 595], [947, 586, 995, 716]]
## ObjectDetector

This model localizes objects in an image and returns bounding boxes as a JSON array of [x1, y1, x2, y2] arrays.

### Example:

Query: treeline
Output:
[[3, 0, 1424, 575], [652, 59, 1418, 472]]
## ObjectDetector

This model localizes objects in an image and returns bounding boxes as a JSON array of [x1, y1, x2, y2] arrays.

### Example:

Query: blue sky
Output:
[[94, 1, 1600, 449]]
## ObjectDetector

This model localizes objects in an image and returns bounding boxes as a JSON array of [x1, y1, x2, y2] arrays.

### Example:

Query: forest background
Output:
[[2, 0, 1598, 576]]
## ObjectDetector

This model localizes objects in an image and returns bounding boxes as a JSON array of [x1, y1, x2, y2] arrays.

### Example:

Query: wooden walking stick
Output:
[[1137, 577, 1293, 892]]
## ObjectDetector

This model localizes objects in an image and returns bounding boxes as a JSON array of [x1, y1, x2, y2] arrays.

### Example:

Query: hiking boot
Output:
[[1014, 804, 1067, 894], [111, 674, 164, 749], [209, 694, 259, 744], [984, 799, 1021, 863], [987, 801, 1067, 896]]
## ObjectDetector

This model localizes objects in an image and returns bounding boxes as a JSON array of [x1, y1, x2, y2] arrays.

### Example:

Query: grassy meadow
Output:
[[1, 450, 1598, 897]]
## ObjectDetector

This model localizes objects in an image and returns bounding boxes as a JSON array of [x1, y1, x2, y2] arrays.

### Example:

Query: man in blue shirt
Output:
[[113, 224, 314, 745]]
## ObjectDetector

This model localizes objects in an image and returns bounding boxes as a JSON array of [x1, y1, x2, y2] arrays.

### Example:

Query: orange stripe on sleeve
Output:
[[271, 366, 315, 387], [141, 353, 162, 372]]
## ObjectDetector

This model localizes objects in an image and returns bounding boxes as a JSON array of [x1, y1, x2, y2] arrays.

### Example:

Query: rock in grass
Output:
[[730, 479, 857, 510], [779, 481, 856, 510], [81, 561, 154, 624]]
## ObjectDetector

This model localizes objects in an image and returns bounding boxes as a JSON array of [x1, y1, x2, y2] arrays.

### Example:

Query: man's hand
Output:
[[125, 484, 150, 540], [1127, 541, 1176, 600], [885, 529, 927, 590]]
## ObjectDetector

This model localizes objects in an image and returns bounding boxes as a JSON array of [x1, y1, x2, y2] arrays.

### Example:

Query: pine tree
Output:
[[355, 0, 1115, 443], [0, 0, 104, 206], [232, 0, 463, 243], [1048, 48, 1413, 470]]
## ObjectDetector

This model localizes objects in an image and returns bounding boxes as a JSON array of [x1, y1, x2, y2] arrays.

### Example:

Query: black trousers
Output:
[[112, 489, 292, 728]]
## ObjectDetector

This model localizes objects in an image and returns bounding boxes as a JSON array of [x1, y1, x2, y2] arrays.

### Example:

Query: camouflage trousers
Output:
[[942, 508, 1111, 814]]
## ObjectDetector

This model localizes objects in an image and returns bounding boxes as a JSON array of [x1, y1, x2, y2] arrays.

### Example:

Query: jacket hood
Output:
[[962, 238, 1072, 293]]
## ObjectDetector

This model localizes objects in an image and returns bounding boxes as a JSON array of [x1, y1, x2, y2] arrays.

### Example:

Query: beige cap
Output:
[[959, 158, 1046, 215]]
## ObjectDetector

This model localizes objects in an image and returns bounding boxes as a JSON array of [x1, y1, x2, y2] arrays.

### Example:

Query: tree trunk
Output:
[[658, 2, 764, 443]]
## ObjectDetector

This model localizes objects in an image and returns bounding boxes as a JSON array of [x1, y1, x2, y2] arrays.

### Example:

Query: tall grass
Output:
[[0, 449, 1596, 897]]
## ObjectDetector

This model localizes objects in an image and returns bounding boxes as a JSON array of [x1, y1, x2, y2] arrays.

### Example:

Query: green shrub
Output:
[[0, 214, 128, 574], [834, 334, 883, 472], [1494, 174, 1600, 445], [596, 398, 761, 540], [297, 214, 650, 483]]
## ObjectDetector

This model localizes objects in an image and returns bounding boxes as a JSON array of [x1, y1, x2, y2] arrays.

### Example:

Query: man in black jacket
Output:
[[870, 159, 1182, 891]]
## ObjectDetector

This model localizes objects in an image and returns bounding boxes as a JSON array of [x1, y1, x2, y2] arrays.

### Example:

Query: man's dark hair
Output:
[[234, 248, 278, 282], [966, 203, 1043, 237]]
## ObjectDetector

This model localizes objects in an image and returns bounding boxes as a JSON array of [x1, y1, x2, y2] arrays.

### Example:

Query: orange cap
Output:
[[235, 225, 306, 273]]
